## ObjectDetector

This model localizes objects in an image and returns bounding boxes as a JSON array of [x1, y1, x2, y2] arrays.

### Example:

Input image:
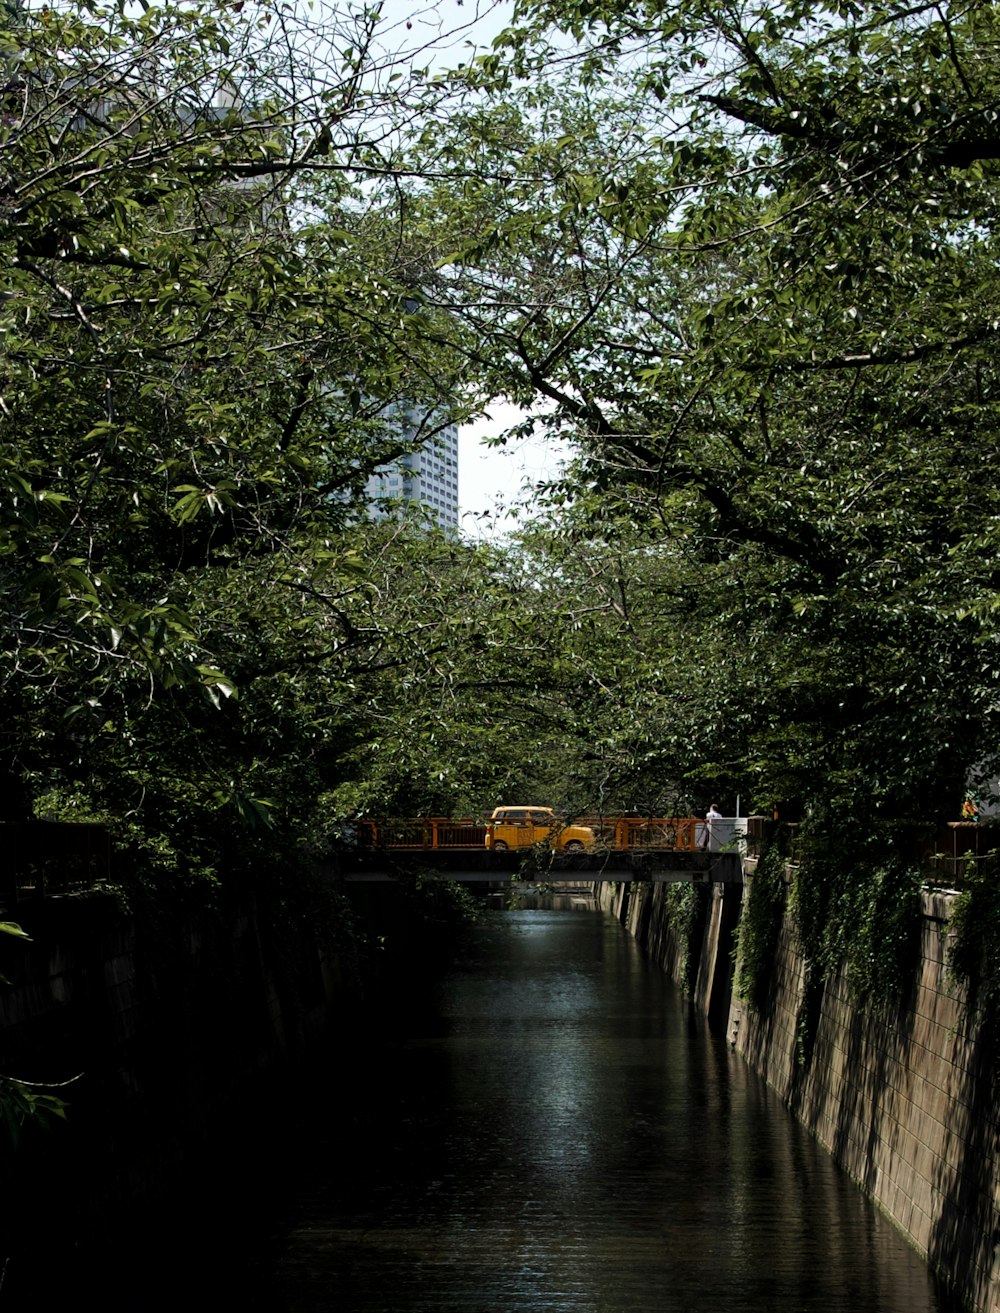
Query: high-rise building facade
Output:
[[366, 415, 460, 529]]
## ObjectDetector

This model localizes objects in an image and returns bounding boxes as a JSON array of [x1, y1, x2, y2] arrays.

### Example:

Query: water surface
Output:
[[267, 906, 961, 1312]]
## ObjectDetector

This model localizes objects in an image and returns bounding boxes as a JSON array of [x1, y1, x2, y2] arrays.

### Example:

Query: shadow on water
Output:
[[0, 893, 468, 1312]]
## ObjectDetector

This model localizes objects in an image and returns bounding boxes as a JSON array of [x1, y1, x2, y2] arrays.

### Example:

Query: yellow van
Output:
[[485, 807, 594, 852]]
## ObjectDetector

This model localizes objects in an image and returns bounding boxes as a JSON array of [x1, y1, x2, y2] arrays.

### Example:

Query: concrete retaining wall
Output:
[[597, 876, 1000, 1313], [0, 885, 348, 1301], [0, 874, 468, 1305]]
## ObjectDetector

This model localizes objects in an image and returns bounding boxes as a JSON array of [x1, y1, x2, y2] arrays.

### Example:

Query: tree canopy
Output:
[[0, 0, 488, 866], [409, 0, 1000, 824], [4, 0, 1000, 898]]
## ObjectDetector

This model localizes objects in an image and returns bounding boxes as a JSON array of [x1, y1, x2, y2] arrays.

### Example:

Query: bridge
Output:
[[335, 852, 743, 884], [332, 816, 749, 885]]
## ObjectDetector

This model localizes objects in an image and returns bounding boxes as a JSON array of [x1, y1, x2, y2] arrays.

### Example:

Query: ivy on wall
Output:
[[734, 840, 788, 1014], [948, 850, 1000, 1028], [735, 821, 924, 1064], [659, 882, 709, 996], [793, 824, 923, 1062]]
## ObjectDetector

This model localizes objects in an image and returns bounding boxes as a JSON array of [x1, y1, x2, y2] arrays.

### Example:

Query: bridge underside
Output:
[[332, 850, 744, 885]]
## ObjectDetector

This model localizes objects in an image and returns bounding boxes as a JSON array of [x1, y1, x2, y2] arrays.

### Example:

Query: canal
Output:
[[259, 902, 963, 1312]]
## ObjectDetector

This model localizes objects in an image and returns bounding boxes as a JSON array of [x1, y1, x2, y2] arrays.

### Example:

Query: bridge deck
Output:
[[332, 850, 744, 884]]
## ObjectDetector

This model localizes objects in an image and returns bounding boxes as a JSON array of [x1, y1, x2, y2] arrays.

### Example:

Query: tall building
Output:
[[366, 414, 460, 529]]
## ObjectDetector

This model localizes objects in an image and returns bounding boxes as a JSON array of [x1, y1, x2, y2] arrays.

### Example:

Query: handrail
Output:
[[355, 816, 732, 852]]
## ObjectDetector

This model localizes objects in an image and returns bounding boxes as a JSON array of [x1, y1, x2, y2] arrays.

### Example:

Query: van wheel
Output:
[[492, 840, 508, 851], [564, 840, 584, 852]]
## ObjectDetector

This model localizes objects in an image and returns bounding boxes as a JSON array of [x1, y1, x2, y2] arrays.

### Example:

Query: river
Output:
[[257, 901, 963, 1312]]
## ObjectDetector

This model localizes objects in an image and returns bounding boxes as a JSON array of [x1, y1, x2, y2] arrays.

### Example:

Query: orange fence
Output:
[[579, 817, 703, 851], [356, 817, 705, 851], [357, 819, 487, 849]]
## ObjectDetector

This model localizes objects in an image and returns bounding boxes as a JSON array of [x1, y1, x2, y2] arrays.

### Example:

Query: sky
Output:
[[457, 404, 569, 536]]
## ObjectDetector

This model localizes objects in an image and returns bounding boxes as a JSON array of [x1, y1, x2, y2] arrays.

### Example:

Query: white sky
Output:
[[457, 403, 569, 536]]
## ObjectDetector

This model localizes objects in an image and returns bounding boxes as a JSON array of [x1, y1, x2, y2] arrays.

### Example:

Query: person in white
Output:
[[703, 803, 722, 850]]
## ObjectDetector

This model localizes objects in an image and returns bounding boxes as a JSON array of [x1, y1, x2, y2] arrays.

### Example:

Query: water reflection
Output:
[[267, 908, 961, 1312]]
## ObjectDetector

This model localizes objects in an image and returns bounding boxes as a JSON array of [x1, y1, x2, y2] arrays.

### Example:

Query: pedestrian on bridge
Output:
[[702, 803, 722, 850]]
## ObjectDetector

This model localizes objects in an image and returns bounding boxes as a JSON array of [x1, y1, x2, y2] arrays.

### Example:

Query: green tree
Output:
[[414, 0, 1000, 825], [0, 0, 477, 842]]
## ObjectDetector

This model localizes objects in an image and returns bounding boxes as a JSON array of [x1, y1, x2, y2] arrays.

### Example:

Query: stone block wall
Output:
[[731, 884, 1000, 1313], [0, 886, 343, 1299], [597, 878, 742, 1026], [598, 876, 1000, 1313]]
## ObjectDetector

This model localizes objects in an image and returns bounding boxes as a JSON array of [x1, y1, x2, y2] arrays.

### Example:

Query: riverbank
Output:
[[0, 876, 475, 1307], [596, 875, 999, 1313]]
